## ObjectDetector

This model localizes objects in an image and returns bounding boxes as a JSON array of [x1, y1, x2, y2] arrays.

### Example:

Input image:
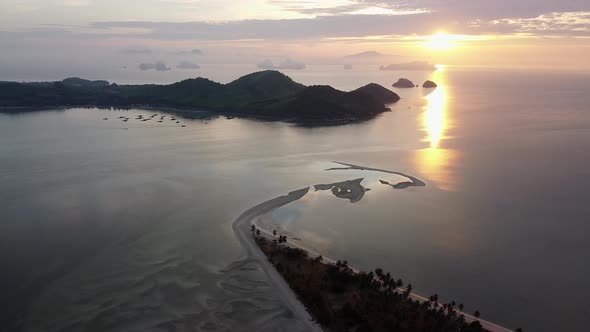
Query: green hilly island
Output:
[[0, 71, 400, 124]]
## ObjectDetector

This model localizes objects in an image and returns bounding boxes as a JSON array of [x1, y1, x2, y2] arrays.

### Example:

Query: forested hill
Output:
[[0, 71, 400, 124]]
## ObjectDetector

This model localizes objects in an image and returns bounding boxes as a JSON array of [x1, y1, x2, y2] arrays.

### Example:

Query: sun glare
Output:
[[424, 83, 447, 148], [427, 32, 455, 50], [415, 69, 460, 191]]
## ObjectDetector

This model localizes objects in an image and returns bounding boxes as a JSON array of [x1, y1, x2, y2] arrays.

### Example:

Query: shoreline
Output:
[[231, 167, 514, 332], [0, 71, 396, 126], [253, 223, 513, 332], [0, 105, 384, 126], [231, 187, 323, 332]]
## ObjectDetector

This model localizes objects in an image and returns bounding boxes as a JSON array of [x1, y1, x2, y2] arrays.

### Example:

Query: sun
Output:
[[427, 32, 457, 50]]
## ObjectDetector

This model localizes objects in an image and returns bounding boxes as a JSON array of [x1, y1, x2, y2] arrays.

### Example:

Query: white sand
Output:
[[232, 187, 323, 332]]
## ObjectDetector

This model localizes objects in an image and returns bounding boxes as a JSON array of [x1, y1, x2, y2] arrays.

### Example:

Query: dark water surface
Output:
[[1, 68, 589, 331]]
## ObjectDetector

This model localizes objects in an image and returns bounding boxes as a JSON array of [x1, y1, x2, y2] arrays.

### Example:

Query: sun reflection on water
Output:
[[415, 67, 460, 191], [424, 84, 447, 148]]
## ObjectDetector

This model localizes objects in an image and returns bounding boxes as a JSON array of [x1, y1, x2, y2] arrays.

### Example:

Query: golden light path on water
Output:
[[424, 70, 447, 148], [415, 66, 460, 191]]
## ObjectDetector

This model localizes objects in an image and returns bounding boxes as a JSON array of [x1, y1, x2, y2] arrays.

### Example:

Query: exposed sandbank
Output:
[[232, 162, 511, 332], [232, 187, 323, 332]]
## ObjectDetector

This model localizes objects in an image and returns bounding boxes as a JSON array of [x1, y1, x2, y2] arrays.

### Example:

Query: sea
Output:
[[1, 65, 589, 332]]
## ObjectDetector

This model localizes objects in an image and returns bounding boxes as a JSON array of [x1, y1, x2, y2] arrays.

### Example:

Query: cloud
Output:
[[174, 48, 204, 55], [391, 0, 590, 20], [268, 0, 373, 16], [257, 58, 306, 70], [272, 0, 590, 21], [277, 58, 306, 70], [481, 11, 590, 35], [256, 59, 275, 69], [85, 9, 590, 41], [87, 15, 443, 41], [176, 61, 200, 69], [4, 7, 590, 49], [138, 61, 171, 71], [120, 48, 152, 54]]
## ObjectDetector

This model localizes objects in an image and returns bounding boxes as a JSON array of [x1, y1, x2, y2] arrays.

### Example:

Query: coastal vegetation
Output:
[[250, 226, 508, 332], [0, 71, 400, 124]]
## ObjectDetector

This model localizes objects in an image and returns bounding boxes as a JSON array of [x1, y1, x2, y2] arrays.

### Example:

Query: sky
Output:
[[1, 0, 589, 81]]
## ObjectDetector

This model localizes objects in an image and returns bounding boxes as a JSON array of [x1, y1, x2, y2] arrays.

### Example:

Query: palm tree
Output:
[[404, 283, 413, 298], [375, 268, 384, 279], [278, 235, 287, 244], [474, 310, 481, 318]]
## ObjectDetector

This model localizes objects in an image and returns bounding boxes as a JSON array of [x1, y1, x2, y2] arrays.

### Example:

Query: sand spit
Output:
[[232, 162, 511, 332], [232, 187, 322, 332], [328, 161, 426, 187]]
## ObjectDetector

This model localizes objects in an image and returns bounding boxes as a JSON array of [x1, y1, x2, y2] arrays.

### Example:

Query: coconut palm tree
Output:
[[404, 283, 413, 298], [375, 268, 384, 279]]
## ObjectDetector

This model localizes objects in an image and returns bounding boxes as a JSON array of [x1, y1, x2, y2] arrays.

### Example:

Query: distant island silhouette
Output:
[[344, 51, 397, 59], [380, 61, 437, 71], [423, 80, 438, 88], [392, 78, 417, 88], [0, 71, 400, 125]]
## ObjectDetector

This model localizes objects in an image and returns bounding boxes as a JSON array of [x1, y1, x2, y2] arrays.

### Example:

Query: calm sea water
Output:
[[1, 67, 589, 332]]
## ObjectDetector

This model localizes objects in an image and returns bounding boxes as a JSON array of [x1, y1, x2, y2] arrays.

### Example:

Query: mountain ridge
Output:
[[0, 71, 400, 124]]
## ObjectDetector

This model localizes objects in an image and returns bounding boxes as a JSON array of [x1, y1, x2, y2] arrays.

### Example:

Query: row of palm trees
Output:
[[250, 225, 525, 332]]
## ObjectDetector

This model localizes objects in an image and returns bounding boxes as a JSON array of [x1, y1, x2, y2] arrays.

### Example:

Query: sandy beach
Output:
[[231, 187, 323, 332]]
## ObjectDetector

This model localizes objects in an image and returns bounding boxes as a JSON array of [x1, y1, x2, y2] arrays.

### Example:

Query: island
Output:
[[379, 61, 437, 71], [0, 71, 400, 125], [344, 51, 394, 59], [392, 78, 416, 88], [423, 80, 438, 88]]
